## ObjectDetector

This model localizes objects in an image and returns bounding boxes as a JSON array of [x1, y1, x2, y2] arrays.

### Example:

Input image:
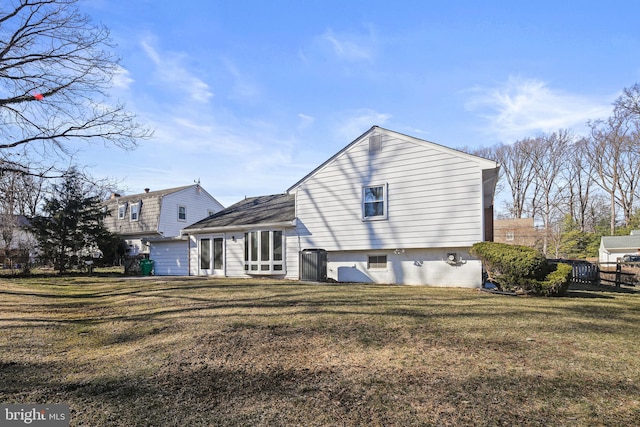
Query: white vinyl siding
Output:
[[293, 133, 486, 251], [188, 231, 297, 278], [284, 228, 299, 280], [158, 187, 224, 237]]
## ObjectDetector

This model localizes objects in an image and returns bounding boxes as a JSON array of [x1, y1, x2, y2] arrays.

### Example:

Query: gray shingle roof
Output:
[[601, 235, 640, 250], [184, 193, 295, 230], [105, 185, 194, 203]]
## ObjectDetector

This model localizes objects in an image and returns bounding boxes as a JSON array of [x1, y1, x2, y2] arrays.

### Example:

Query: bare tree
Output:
[[0, 172, 47, 217], [530, 131, 572, 255], [0, 0, 151, 177], [587, 108, 640, 234], [565, 138, 599, 232], [493, 138, 538, 218], [614, 83, 640, 117], [458, 144, 506, 200]]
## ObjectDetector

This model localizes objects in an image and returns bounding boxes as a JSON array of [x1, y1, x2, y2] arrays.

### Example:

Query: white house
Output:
[[0, 215, 37, 269], [599, 233, 640, 263], [102, 184, 224, 263], [172, 126, 500, 287]]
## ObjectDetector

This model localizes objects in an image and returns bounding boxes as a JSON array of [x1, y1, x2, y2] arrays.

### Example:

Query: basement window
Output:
[[368, 255, 387, 269]]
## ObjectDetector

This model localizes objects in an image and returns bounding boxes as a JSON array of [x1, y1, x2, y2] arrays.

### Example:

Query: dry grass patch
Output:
[[1, 277, 639, 426]]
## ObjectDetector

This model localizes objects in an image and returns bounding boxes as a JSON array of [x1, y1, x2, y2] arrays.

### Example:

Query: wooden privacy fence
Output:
[[550, 259, 638, 288]]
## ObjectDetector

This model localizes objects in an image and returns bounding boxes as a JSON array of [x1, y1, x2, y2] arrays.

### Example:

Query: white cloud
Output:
[[319, 27, 376, 62], [149, 115, 260, 156], [297, 113, 315, 129], [465, 76, 613, 142], [222, 58, 261, 102], [112, 66, 134, 89], [335, 109, 392, 141], [140, 38, 214, 103]]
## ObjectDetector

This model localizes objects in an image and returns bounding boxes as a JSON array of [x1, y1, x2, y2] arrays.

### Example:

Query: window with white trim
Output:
[[363, 184, 387, 219], [130, 201, 140, 222], [178, 205, 187, 221], [118, 204, 127, 220], [244, 230, 284, 274], [506, 231, 515, 241]]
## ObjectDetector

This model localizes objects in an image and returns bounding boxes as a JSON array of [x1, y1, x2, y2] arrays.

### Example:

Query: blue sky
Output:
[[77, 0, 640, 207]]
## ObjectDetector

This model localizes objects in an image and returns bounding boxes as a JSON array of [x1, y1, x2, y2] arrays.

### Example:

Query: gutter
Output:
[[142, 235, 188, 244], [180, 219, 297, 236]]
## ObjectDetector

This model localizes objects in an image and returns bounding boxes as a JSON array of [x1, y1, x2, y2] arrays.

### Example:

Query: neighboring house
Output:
[[166, 126, 499, 287], [102, 184, 224, 258], [0, 214, 36, 268], [494, 218, 539, 247], [599, 234, 640, 263]]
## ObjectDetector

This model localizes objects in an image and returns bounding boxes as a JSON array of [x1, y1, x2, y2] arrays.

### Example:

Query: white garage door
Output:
[[149, 240, 189, 276]]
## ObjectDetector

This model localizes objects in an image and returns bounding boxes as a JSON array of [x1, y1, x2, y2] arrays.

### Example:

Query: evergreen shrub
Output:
[[470, 242, 572, 296]]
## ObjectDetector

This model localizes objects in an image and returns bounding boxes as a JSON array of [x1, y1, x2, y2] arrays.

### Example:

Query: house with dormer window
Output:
[[102, 184, 223, 257]]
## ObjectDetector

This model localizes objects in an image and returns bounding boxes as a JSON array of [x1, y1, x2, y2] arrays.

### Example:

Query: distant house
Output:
[[494, 218, 538, 247], [168, 126, 500, 287], [102, 184, 224, 257], [599, 233, 640, 263], [0, 214, 35, 268]]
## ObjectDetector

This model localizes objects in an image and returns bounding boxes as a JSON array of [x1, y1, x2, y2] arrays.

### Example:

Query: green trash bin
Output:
[[140, 259, 154, 276]]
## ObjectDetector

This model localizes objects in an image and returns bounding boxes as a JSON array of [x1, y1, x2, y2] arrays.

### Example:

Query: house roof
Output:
[[287, 125, 500, 192], [183, 193, 295, 231], [104, 185, 195, 204], [101, 184, 224, 239], [601, 235, 640, 251], [494, 218, 535, 229]]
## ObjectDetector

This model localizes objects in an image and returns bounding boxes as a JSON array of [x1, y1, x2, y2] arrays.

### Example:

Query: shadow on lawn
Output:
[[565, 282, 640, 299], [0, 279, 284, 300], [2, 354, 639, 426]]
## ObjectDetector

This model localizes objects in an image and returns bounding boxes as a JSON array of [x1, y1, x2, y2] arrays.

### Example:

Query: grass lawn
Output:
[[1, 276, 639, 426]]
